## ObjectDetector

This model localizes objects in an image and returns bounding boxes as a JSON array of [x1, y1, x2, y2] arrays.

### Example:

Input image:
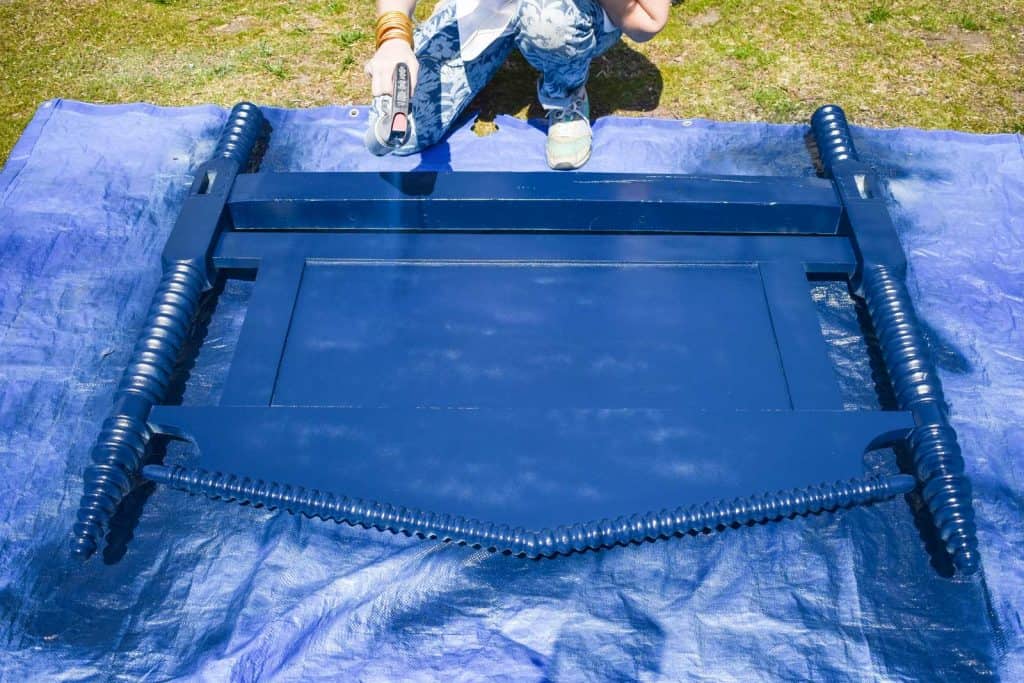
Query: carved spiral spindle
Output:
[[811, 104, 859, 174], [71, 102, 268, 560], [143, 465, 914, 558], [861, 265, 979, 574], [214, 102, 266, 167], [71, 262, 206, 558], [811, 104, 980, 576]]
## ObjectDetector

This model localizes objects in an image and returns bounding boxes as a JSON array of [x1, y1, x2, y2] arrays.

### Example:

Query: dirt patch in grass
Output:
[[213, 15, 257, 35], [1, 0, 1022, 164], [688, 9, 721, 28], [922, 28, 995, 53]]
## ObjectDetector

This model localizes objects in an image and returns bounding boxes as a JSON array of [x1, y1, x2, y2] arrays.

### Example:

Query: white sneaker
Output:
[[546, 86, 592, 170]]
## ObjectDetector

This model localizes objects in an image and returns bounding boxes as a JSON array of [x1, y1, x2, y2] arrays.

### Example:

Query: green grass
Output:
[[866, 5, 894, 24], [332, 29, 369, 48], [955, 13, 986, 30], [1, 0, 1022, 163]]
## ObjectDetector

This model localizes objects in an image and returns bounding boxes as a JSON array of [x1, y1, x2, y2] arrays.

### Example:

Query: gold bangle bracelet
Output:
[[376, 30, 413, 50], [377, 26, 412, 41], [375, 11, 414, 49]]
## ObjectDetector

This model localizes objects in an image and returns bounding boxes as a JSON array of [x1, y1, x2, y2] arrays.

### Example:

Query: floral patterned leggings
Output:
[[368, 0, 622, 155]]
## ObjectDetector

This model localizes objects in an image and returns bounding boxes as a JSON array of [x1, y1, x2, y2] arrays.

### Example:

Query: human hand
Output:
[[365, 38, 419, 97]]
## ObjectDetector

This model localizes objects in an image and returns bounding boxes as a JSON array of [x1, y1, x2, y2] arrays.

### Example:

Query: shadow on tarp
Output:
[[469, 40, 664, 134]]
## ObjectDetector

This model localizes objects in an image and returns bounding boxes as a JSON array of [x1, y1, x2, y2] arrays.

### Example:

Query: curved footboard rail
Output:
[[143, 464, 915, 558]]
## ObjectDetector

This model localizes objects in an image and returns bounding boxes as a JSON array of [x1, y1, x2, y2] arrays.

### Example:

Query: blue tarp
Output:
[[1, 99, 1022, 681]]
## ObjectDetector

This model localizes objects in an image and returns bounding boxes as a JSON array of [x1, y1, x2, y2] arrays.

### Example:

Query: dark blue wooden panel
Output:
[[272, 262, 792, 410], [219, 257, 305, 406], [213, 232, 859, 271], [227, 172, 843, 234], [758, 262, 843, 409]]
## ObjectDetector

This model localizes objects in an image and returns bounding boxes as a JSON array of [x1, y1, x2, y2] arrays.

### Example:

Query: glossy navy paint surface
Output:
[[227, 171, 842, 233], [63, 102, 980, 564], [275, 262, 791, 409]]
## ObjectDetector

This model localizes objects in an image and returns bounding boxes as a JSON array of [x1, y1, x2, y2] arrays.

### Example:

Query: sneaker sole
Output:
[[547, 146, 592, 171]]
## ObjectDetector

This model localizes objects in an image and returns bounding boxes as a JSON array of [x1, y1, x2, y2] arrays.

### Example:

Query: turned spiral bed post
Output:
[[71, 103, 268, 559], [811, 105, 980, 575]]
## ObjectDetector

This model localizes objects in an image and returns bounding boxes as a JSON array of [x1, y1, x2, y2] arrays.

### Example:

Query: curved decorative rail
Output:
[[143, 465, 915, 557]]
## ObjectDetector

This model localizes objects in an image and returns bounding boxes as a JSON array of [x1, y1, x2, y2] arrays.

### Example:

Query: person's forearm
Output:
[[597, 0, 670, 42], [377, 0, 417, 16]]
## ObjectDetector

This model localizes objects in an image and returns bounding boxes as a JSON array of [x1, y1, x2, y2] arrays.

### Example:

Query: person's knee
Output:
[[391, 132, 431, 156], [365, 114, 436, 157], [365, 83, 445, 156], [518, 0, 596, 57]]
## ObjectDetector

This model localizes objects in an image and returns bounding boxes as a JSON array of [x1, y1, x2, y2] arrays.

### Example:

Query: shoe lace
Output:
[[551, 98, 586, 123]]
